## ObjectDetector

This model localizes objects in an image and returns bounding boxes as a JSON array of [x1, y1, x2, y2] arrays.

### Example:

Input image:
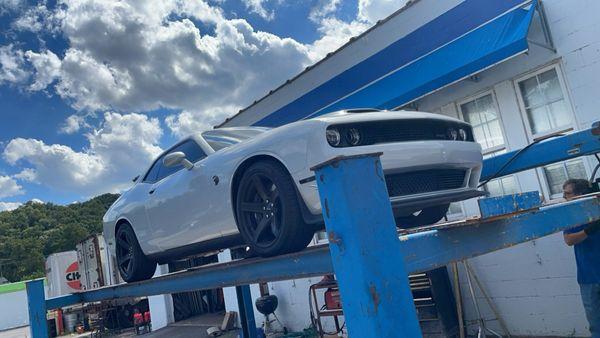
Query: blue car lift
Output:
[[26, 123, 600, 337]]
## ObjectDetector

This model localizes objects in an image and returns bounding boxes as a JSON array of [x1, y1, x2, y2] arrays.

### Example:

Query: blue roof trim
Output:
[[254, 0, 534, 127]]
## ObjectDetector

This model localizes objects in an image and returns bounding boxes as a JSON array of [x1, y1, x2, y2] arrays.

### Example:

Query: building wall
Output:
[[214, 0, 600, 336], [0, 289, 30, 330], [413, 0, 600, 335]]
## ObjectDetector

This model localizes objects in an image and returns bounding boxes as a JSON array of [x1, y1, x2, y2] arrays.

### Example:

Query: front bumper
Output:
[[296, 139, 483, 217]]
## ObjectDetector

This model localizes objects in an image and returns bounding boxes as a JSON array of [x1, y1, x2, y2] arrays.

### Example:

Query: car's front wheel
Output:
[[236, 161, 314, 256], [394, 204, 450, 228], [115, 223, 157, 282]]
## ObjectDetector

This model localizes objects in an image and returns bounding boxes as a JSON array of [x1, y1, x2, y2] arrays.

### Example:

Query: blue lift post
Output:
[[311, 153, 422, 337], [26, 123, 600, 338]]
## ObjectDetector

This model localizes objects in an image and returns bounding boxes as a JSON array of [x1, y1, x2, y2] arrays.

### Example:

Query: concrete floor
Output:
[[0, 313, 239, 338], [111, 313, 239, 338]]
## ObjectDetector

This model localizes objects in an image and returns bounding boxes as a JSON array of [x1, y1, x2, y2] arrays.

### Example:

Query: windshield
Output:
[[202, 128, 269, 151]]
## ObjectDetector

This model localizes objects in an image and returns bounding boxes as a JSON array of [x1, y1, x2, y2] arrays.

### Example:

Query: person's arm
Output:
[[563, 222, 600, 246], [564, 230, 588, 246]]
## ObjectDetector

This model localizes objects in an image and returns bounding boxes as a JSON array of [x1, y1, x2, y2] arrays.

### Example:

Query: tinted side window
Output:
[[155, 140, 206, 182], [143, 157, 163, 183]]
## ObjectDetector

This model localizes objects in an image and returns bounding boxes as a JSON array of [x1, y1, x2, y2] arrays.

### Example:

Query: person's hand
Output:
[[584, 221, 600, 236]]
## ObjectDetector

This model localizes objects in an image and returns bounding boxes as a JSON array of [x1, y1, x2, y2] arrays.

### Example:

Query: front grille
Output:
[[385, 169, 467, 197], [327, 119, 474, 147]]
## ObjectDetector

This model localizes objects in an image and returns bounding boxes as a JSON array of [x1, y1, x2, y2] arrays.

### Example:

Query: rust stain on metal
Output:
[[328, 232, 343, 249], [324, 198, 330, 218], [319, 174, 325, 182], [369, 284, 380, 313]]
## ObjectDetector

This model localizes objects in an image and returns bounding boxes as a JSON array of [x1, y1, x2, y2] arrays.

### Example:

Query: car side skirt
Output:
[[147, 234, 245, 264]]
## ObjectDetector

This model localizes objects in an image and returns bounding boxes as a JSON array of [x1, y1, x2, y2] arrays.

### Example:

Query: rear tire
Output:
[[395, 204, 450, 228], [115, 223, 157, 282], [236, 161, 314, 256]]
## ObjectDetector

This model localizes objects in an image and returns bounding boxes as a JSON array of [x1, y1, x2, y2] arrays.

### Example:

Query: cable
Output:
[[478, 133, 565, 188]]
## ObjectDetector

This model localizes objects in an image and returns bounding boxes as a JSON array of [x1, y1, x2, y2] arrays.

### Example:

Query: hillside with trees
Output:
[[0, 194, 119, 282]]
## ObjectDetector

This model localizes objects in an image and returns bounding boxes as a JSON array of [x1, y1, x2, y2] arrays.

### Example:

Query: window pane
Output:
[[178, 139, 206, 163], [500, 176, 519, 195], [548, 100, 570, 130], [460, 94, 504, 151], [565, 159, 587, 180], [143, 158, 162, 183], [487, 120, 504, 148], [448, 202, 463, 215], [519, 68, 572, 135], [526, 106, 551, 135], [485, 179, 503, 197], [157, 140, 207, 181], [538, 69, 563, 101], [544, 163, 568, 195], [519, 77, 543, 107]]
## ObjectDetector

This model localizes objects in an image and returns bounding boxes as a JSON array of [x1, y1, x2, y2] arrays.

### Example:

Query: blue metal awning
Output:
[[255, 0, 538, 127]]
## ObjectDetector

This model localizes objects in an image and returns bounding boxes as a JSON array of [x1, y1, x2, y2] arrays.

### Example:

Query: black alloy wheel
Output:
[[115, 223, 156, 282], [236, 161, 314, 256]]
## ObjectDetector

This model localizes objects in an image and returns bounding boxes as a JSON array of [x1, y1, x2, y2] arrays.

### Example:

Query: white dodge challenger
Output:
[[104, 109, 483, 282]]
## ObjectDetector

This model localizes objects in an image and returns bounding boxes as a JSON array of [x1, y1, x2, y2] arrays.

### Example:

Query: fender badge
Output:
[[212, 176, 219, 185]]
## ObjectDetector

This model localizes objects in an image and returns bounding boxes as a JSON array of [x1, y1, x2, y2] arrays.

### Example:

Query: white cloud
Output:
[[0, 202, 22, 212], [358, 0, 410, 23], [308, 17, 370, 62], [309, 0, 341, 23], [25, 49, 61, 91], [165, 105, 239, 137], [3, 112, 163, 196], [0, 44, 29, 85], [60, 114, 89, 134], [0, 175, 24, 199], [0, 0, 24, 15], [12, 2, 64, 33], [16, 0, 310, 118], [242, 0, 275, 20]]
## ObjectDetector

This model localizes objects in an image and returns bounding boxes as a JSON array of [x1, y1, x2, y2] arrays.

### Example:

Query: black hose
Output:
[[478, 133, 565, 188]]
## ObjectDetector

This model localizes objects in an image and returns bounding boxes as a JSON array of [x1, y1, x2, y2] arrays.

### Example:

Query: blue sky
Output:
[[0, 0, 406, 209]]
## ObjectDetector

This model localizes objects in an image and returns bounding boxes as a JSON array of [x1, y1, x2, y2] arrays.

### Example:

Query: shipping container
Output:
[[45, 251, 81, 298], [76, 234, 122, 290]]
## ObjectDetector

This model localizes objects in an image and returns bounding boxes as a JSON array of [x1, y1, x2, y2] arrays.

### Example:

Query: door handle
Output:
[[149, 189, 156, 195]]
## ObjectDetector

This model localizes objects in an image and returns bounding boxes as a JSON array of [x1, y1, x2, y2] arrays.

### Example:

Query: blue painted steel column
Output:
[[312, 153, 422, 337], [236, 285, 257, 338], [26, 279, 48, 338]]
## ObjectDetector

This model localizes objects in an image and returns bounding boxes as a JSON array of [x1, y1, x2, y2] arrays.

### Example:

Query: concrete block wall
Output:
[[417, 0, 600, 335]]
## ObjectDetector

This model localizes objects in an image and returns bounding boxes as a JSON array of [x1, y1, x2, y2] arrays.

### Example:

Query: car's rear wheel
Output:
[[236, 161, 314, 256], [116, 223, 157, 282], [394, 204, 450, 228]]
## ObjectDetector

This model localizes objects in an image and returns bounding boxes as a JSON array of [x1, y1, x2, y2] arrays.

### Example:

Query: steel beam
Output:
[[26, 279, 48, 338], [311, 153, 422, 337], [41, 194, 600, 312], [236, 285, 257, 338], [481, 123, 600, 181]]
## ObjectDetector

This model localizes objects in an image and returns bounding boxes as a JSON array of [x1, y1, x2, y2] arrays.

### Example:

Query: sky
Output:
[[0, 0, 409, 210]]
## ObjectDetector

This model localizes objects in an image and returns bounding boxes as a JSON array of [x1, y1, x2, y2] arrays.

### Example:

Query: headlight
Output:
[[326, 128, 341, 146], [447, 128, 458, 141], [346, 128, 361, 146], [458, 128, 467, 141]]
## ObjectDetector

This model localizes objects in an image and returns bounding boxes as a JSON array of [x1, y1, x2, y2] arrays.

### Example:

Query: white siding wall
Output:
[[416, 0, 600, 335], [215, 0, 600, 336]]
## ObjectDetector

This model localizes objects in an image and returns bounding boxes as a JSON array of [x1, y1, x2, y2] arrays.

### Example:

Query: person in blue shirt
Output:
[[563, 179, 600, 338]]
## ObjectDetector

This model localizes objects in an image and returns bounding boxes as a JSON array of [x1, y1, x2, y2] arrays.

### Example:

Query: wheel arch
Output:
[[230, 154, 321, 227]]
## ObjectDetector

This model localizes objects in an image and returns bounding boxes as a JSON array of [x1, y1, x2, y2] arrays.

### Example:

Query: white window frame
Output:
[[540, 158, 590, 200], [457, 90, 507, 155], [513, 63, 590, 199], [513, 63, 577, 141]]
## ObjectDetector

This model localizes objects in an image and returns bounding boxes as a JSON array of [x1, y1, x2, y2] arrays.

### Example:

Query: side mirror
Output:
[[163, 151, 194, 170]]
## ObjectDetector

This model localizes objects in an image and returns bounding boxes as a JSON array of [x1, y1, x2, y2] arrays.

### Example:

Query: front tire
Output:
[[236, 161, 314, 256], [115, 223, 157, 282], [395, 204, 450, 228]]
